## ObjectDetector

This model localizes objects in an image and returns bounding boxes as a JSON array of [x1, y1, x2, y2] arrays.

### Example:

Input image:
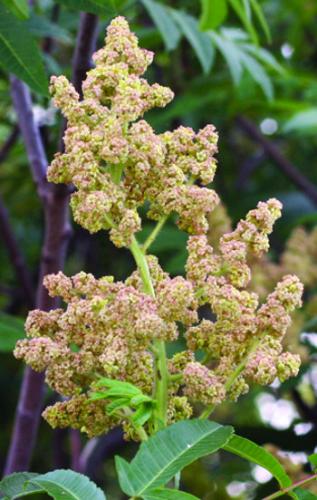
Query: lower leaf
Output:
[[143, 488, 200, 499], [30, 469, 106, 500], [223, 434, 292, 488]]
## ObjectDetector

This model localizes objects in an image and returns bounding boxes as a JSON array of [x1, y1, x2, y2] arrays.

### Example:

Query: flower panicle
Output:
[[14, 17, 304, 439], [47, 16, 219, 247]]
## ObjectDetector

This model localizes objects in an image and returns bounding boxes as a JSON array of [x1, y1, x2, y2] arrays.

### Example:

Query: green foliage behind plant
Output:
[[2, 1, 317, 499]]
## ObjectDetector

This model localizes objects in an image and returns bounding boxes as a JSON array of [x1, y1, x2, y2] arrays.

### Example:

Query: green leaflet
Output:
[[0, 312, 25, 353], [0, 0, 29, 19], [249, 0, 271, 42], [140, 0, 181, 51], [209, 27, 277, 97], [294, 489, 317, 499], [0, 470, 106, 500], [26, 14, 72, 44], [200, 0, 228, 30], [239, 50, 273, 100], [283, 108, 317, 134], [55, 0, 126, 16], [209, 30, 243, 84], [30, 469, 106, 500], [0, 472, 41, 499], [223, 434, 292, 489], [170, 9, 215, 74], [143, 488, 200, 499], [0, 5, 48, 95], [115, 419, 233, 496], [228, 0, 258, 44], [309, 454, 317, 471], [90, 378, 156, 425]]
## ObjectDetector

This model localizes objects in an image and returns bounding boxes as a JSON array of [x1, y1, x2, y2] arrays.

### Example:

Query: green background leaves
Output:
[[0, 313, 25, 353], [0, 4, 47, 95]]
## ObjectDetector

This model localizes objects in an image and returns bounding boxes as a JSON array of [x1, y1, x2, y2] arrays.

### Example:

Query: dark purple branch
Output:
[[236, 151, 266, 189], [70, 430, 82, 472], [237, 116, 317, 207], [4, 78, 70, 476], [52, 429, 69, 469], [79, 428, 125, 479], [0, 195, 34, 308], [10, 78, 47, 198], [4, 12, 99, 475], [42, 4, 60, 55], [72, 13, 99, 95]]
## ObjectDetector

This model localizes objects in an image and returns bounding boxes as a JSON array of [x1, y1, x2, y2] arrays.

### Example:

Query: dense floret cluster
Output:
[[15, 17, 303, 440], [47, 16, 218, 247]]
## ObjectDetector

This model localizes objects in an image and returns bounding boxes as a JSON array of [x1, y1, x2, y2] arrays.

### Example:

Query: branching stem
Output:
[[129, 236, 168, 431], [142, 216, 168, 253]]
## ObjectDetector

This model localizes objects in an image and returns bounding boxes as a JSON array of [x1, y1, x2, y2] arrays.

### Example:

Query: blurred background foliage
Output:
[[1, 0, 317, 498]]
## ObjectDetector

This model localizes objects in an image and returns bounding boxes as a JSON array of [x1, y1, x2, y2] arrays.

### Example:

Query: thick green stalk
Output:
[[129, 236, 155, 296], [129, 236, 168, 431]]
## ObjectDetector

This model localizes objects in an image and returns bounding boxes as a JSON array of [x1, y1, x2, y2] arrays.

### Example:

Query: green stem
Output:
[[105, 213, 116, 229], [142, 216, 168, 253], [129, 236, 168, 431], [174, 471, 181, 490], [135, 425, 149, 442], [169, 373, 183, 383], [122, 408, 149, 441], [129, 236, 155, 295], [109, 163, 124, 185], [263, 473, 317, 499], [199, 404, 216, 420], [141, 173, 195, 254], [199, 338, 261, 420]]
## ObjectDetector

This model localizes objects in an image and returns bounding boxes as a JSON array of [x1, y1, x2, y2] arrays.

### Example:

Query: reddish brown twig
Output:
[[237, 116, 317, 206], [72, 12, 99, 95]]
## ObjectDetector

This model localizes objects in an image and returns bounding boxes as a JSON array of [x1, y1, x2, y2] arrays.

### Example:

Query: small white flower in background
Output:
[[226, 481, 250, 497], [294, 422, 313, 436], [278, 450, 307, 464], [32, 105, 57, 126], [309, 365, 317, 393], [281, 43, 294, 59], [260, 118, 278, 135], [252, 465, 273, 483], [301, 332, 317, 348], [256, 393, 299, 430], [270, 378, 281, 389]]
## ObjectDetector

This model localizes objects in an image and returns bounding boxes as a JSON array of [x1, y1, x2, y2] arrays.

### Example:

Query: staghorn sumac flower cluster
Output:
[[46, 16, 218, 247], [208, 205, 317, 362], [15, 17, 303, 440]]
